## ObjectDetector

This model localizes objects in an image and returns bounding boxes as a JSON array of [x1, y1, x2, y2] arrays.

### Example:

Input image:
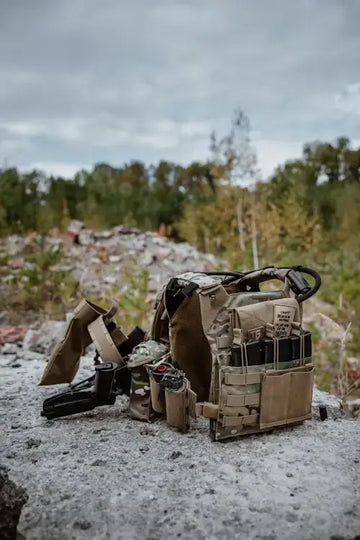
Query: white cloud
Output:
[[0, 1, 359, 178], [19, 162, 90, 179], [335, 82, 360, 115], [255, 139, 304, 179], [16, 139, 303, 181]]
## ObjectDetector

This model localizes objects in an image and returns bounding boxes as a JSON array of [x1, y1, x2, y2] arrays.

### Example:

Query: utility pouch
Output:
[[128, 364, 152, 421], [165, 381, 197, 433], [259, 365, 314, 429], [165, 383, 188, 432], [127, 340, 168, 421]]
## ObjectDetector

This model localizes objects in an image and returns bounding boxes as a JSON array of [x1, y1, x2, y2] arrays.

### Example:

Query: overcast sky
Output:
[[0, 0, 359, 180]]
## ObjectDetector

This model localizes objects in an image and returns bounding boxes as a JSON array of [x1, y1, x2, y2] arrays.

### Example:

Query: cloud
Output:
[[335, 82, 360, 115], [19, 162, 90, 178], [0, 0, 359, 177], [255, 139, 304, 179]]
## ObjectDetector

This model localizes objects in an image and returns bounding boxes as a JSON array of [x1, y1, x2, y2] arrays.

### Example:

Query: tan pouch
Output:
[[259, 365, 314, 429], [40, 299, 122, 385], [149, 375, 166, 414], [165, 383, 188, 432], [165, 382, 197, 433]]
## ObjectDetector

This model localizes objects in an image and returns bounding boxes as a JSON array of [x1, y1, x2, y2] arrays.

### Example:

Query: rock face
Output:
[[312, 388, 345, 420], [0, 226, 222, 307], [23, 321, 66, 355], [1, 352, 359, 540], [0, 467, 28, 540]]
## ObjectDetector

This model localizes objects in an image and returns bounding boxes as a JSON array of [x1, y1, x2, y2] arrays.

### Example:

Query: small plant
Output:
[[6, 239, 79, 318]]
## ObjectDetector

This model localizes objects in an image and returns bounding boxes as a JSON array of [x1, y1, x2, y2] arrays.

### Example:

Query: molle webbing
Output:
[[209, 363, 314, 440]]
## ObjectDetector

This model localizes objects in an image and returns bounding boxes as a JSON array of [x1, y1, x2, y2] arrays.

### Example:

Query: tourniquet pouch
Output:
[[149, 373, 166, 414], [259, 365, 314, 429]]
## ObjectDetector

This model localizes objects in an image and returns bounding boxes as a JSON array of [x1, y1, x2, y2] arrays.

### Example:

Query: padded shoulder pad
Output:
[[176, 272, 222, 290]]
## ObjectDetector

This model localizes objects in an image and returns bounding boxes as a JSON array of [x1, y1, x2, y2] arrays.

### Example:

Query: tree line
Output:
[[1, 118, 358, 268]]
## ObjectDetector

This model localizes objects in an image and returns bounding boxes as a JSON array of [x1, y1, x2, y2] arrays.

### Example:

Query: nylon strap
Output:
[[224, 393, 260, 407], [88, 315, 127, 365], [224, 372, 261, 385], [221, 413, 259, 427], [196, 401, 219, 419]]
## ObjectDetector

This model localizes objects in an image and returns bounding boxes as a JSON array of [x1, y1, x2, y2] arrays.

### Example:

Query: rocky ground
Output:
[[0, 225, 220, 310], [1, 348, 359, 540], [1, 226, 359, 538]]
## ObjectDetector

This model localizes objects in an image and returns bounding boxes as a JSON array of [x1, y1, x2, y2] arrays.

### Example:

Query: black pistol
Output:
[[41, 362, 117, 419]]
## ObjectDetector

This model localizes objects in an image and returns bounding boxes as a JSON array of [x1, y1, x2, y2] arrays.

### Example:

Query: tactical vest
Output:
[[40, 266, 321, 441]]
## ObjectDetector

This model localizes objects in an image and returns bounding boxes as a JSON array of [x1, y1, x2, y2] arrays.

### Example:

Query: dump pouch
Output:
[[40, 299, 122, 385]]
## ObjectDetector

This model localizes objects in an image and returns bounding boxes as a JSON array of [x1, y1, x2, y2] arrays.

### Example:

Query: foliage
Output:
[[1, 111, 360, 397], [4, 239, 79, 318]]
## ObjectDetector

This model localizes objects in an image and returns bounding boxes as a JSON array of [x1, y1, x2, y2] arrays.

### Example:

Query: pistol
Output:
[[41, 362, 117, 419]]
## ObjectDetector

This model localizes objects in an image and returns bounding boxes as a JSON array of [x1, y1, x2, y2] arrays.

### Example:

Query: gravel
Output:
[[1, 352, 359, 540]]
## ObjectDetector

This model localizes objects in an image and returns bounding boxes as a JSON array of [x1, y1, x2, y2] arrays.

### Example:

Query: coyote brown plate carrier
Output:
[[150, 266, 320, 440]]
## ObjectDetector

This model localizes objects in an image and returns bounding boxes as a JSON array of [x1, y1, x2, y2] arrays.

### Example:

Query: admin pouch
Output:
[[40, 265, 321, 442]]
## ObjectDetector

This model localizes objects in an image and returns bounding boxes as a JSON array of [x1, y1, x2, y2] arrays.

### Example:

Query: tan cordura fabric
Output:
[[149, 375, 166, 414], [168, 295, 212, 402], [200, 289, 314, 440], [88, 315, 127, 364], [259, 365, 314, 429], [165, 381, 197, 433], [39, 299, 124, 385], [232, 298, 300, 339]]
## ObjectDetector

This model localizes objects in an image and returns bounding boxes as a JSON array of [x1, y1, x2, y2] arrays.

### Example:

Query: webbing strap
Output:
[[224, 372, 261, 385], [196, 401, 219, 419], [88, 316, 127, 365], [73, 298, 116, 324], [221, 413, 259, 427], [216, 335, 233, 349], [224, 393, 260, 407]]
